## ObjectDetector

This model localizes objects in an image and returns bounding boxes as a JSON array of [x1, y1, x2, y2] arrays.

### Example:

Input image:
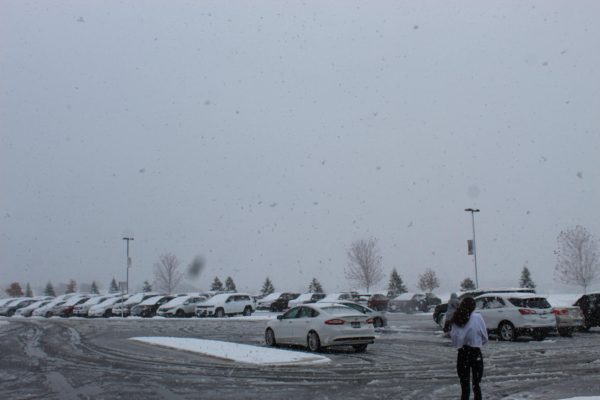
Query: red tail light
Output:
[[518, 308, 536, 315], [552, 308, 568, 315], [324, 318, 345, 325], [366, 318, 374, 324]]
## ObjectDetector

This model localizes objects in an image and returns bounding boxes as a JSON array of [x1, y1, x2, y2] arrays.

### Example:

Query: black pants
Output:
[[457, 346, 483, 400]]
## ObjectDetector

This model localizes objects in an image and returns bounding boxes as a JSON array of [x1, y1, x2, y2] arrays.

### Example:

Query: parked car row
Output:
[[432, 288, 595, 341], [0, 290, 393, 329]]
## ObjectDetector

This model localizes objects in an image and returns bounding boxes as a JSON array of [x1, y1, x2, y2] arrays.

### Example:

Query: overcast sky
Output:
[[1, 1, 599, 296]]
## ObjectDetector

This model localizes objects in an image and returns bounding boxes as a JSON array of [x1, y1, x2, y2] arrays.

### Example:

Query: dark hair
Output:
[[450, 297, 476, 327]]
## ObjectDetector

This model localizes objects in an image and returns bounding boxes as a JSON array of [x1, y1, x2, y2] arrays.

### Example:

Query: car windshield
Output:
[[162, 296, 190, 307], [508, 297, 552, 309], [260, 293, 281, 301], [294, 293, 313, 302], [341, 303, 368, 314], [320, 306, 362, 316]]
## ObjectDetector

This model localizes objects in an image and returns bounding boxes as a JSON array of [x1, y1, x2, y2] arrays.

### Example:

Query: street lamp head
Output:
[[122, 237, 134, 241], [465, 208, 480, 213]]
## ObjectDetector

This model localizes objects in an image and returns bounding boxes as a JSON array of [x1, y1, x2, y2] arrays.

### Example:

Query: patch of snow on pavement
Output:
[[130, 337, 331, 366], [0, 320, 9, 326], [559, 397, 600, 400]]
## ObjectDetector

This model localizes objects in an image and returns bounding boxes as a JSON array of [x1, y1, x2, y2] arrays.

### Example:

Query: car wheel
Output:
[[499, 321, 517, 341], [215, 308, 225, 318], [373, 317, 383, 328], [353, 344, 368, 353], [104, 310, 112, 318], [175, 309, 185, 318], [581, 318, 592, 331], [531, 330, 546, 341], [307, 331, 321, 352], [243, 306, 252, 316], [45, 312, 52, 318], [265, 328, 276, 347], [558, 327, 573, 337]]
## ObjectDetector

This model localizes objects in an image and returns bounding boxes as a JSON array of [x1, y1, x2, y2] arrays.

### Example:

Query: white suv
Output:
[[474, 293, 556, 341], [196, 293, 254, 318]]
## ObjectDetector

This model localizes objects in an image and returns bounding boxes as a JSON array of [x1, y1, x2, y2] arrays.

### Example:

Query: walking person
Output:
[[444, 292, 460, 333], [449, 297, 488, 400]]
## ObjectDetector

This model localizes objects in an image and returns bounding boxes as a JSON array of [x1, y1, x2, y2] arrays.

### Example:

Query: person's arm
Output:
[[475, 313, 488, 345]]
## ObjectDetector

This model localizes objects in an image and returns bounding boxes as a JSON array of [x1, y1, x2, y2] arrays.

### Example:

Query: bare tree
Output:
[[345, 237, 384, 292], [417, 268, 440, 293], [154, 253, 184, 294], [555, 226, 600, 293]]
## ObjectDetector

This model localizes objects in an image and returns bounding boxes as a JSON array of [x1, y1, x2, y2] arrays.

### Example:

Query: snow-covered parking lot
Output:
[[1, 312, 600, 399]]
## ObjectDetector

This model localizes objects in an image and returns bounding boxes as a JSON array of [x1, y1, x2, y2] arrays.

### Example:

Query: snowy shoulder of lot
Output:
[[560, 397, 600, 400], [0, 320, 9, 326], [129, 337, 331, 366]]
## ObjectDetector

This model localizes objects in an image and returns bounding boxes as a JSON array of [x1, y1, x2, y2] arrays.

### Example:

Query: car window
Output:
[[282, 307, 301, 319], [475, 298, 487, 310], [508, 297, 551, 309], [487, 297, 505, 309], [321, 306, 360, 315], [342, 303, 367, 314], [298, 307, 316, 318]]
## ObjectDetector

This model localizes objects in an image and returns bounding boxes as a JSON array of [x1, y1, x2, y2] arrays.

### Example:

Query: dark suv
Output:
[[574, 292, 600, 330], [367, 294, 390, 311], [269, 293, 300, 312]]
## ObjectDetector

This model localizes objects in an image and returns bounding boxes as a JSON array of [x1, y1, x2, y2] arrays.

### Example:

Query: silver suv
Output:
[[157, 295, 208, 317]]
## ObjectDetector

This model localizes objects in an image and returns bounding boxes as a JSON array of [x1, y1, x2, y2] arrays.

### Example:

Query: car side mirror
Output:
[[277, 315, 284, 320]]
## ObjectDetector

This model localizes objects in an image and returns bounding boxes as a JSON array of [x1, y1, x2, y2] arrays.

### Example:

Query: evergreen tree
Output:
[[44, 281, 56, 297], [261, 277, 275, 296], [308, 277, 324, 293], [225, 276, 237, 292], [25, 283, 33, 297], [90, 281, 100, 294], [519, 266, 536, 289], [211, 277, 224, 291], [387, 268, 407, 296], [65, 279, 77, 294], [142, 280, 152, 292], [459, 277, 476, 291], [109, 278, 119, 293], [5, 282, 24, 297]]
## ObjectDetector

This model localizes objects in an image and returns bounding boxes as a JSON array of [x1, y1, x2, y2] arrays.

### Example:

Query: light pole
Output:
[[122, 237, 134, 293], [464, 208, 480, 288]]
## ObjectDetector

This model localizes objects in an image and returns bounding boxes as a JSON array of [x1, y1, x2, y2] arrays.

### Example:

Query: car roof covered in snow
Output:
[[139, 295, 169, 306], [393, 292, 424, 300], [259, 292, 282, 301], [476, 292, 546, 299]]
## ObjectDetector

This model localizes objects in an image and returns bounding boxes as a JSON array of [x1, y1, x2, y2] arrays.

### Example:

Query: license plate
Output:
[[351, 321, 360, 328]]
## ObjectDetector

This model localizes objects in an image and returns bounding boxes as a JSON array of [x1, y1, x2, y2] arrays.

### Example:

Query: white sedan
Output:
[[265, 304, 375, 352]]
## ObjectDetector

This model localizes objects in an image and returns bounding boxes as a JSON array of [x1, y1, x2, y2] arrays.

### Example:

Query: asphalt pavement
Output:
[[1, 313, 599, 399]]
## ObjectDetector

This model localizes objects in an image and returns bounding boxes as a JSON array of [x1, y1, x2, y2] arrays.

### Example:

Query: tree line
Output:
[[4, 225, 599, 298]]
